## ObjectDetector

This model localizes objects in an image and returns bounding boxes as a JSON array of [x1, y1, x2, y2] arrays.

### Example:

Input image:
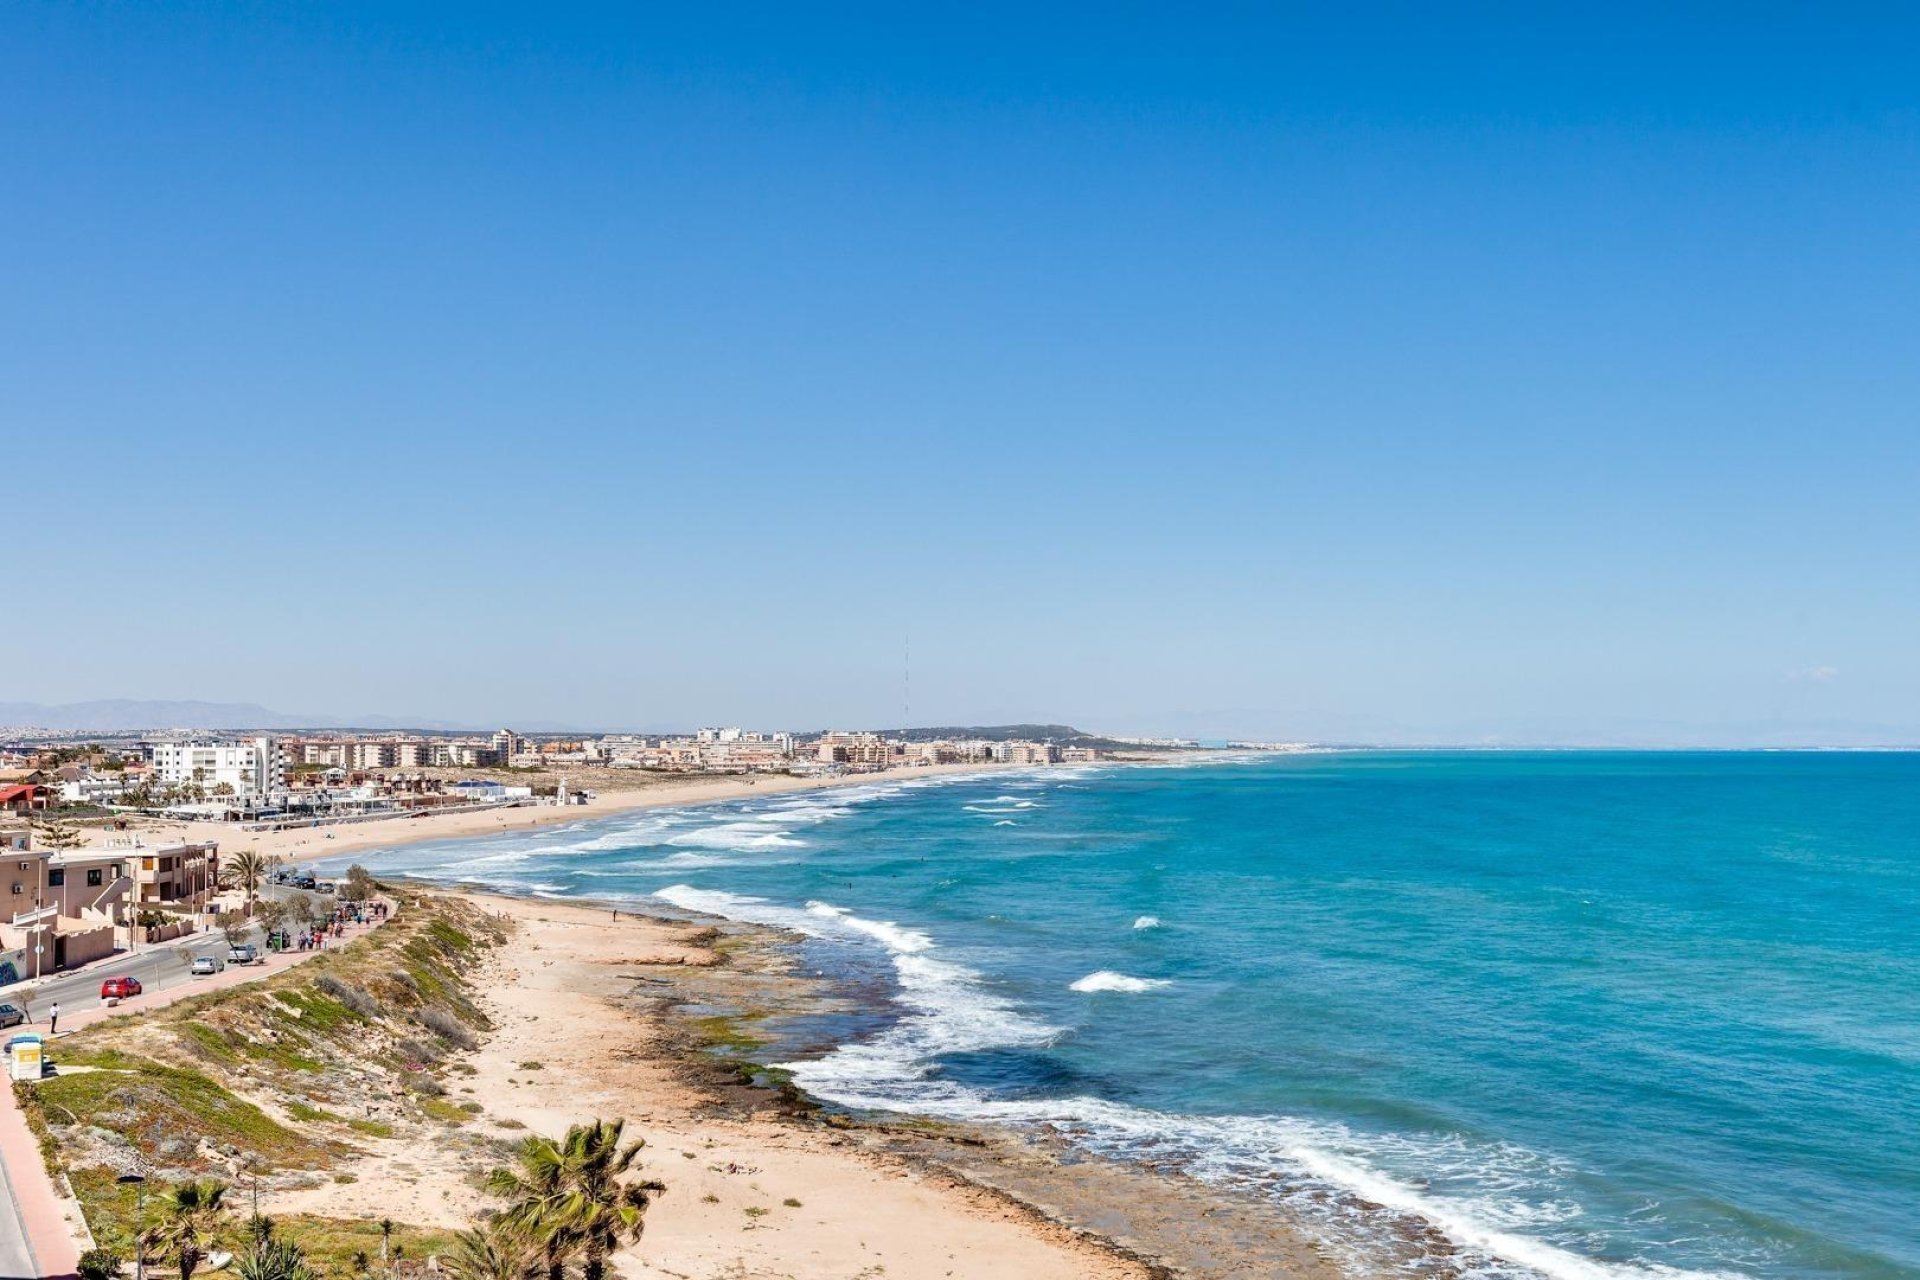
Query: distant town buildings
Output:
[[258, 726, 1097, 780], [0, 724, 1103, 833], [150, 736, 288, 794]]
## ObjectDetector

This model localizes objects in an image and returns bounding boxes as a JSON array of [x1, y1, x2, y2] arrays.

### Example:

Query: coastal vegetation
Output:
[[13, 890, 668, 1278]]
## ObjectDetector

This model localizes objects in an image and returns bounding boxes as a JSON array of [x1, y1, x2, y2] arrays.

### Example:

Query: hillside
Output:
[[856, 723, 1187, 750]]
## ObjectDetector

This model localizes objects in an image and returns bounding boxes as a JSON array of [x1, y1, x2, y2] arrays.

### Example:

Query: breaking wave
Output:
[[1070, 970, 1172, 993]]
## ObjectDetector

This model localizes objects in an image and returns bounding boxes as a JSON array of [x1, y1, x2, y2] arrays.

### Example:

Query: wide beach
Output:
[[77, 761, 1012, 864], [313, 752, 1920, 1280], [261, 888, 1176, 1280], [59, 760, 1322, 1278]]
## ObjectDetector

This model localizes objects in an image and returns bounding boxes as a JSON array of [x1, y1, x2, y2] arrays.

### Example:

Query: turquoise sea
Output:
[[335, 753, 1920, 1279]]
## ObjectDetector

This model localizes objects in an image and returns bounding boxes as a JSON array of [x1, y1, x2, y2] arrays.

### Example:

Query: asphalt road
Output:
[[0, 926, 261, 1278], [6, 924, 262, 1025], [0, 887, 360, 1277]]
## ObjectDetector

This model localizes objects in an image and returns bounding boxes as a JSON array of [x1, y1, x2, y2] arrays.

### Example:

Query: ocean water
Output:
[[333, 754, 1920, 1280]]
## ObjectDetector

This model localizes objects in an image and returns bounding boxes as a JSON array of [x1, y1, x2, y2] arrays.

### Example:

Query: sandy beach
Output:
[[270, 889, 1354, 1279], [257, 890, 1163, 1279], [75, 762, 1011, 865], [29, 773, 1374, 1279]]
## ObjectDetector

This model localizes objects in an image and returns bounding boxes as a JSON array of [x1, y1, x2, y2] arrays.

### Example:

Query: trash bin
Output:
[[6, 1033, 45, 1082]]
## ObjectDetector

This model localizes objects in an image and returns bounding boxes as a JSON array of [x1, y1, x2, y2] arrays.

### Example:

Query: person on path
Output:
[[48, 1001, 59, 1035]]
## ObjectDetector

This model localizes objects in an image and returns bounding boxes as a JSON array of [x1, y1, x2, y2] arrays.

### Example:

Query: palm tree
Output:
[[378, 1217, 395, 1275], [486, 1121, 665, 1280], [439, 1223, 535, 1280], [486, 1136, 577, 1280], [223, 851, 272, 910], [145, 1180, 229, 1280], [235, 1236, 318, 1280], [562, 1120, 666, 1280]]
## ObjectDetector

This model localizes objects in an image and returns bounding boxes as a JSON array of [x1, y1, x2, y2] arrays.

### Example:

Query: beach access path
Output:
[[0, 900, 395, 1279]]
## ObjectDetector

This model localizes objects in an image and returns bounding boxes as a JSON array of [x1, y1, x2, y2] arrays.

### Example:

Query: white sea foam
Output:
[[804, 901, 933, 953], [1132, 915, 1162, 930], [649, 883, 1743, 1279], [1069, 970, 1172, 993], [650, 885, 831, 937], [370, 761, 1747, 1280], [749, 803, 851, 825], [666, 823, 806, 852], [604, 851, 775, 871], [993, 819, 1017, 827], [663, 888, 1058, 1112]]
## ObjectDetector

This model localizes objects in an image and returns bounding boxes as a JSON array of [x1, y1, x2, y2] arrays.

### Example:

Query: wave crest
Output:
[[1070, 970, 1172, 993]]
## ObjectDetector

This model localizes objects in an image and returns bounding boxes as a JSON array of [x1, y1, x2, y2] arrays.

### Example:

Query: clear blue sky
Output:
[[5, 5, 1917, 742]]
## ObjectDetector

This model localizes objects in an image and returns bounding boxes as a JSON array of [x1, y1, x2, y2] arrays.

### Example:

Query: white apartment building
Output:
[[350, 741, 397, 770], [298, 741, 351, 767], [149, 737, 288, 794]]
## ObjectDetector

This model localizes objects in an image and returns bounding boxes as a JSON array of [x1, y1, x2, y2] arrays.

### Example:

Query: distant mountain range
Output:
[[9, 700, 1906, 750], [0, 704, 1147, 747], [0, 703, 1161, 749]]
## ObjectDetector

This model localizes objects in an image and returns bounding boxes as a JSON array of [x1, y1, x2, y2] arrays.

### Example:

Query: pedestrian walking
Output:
[[49, 1001, 59, 1035]]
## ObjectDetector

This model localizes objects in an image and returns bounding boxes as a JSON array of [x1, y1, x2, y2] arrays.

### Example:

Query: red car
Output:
[[99, 975, 143, 999]]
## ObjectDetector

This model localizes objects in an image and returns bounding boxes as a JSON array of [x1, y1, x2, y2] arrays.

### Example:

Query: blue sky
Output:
[[5, 5, 1917, 742]]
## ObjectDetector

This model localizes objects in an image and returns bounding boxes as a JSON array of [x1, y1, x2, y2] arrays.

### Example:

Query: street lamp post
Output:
[[116, 1170, 147, 1280]]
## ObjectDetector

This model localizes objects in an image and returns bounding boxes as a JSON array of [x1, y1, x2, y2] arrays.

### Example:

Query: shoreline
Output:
[[433, 886, 1363, 1280], [179, 752, 1463, 1279], [292, 761, 1447, 1279], [77, 760, 1019, 865], [394, 881, 1393, 1280]]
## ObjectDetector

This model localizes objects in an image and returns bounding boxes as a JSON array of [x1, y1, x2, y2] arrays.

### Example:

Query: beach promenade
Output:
[[0, 904, 394, 1279]]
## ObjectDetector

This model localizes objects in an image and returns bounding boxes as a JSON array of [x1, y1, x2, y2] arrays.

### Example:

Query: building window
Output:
[[49, 869, 64, 886], [87, 869, 103, 887]]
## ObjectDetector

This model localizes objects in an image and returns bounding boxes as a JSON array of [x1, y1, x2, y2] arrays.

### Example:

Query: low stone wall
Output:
[[57, 924, 115, 969], [142, 919, 198, 945]]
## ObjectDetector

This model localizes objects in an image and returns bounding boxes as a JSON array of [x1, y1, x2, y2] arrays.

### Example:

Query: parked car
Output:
[[293, 876, 316, 890], [315, 881, 336, 894], [228, 943, 259, 965], [190, 955, 225, 977], [100, 975, 143, 999], [0, 1003, 24, 1029]]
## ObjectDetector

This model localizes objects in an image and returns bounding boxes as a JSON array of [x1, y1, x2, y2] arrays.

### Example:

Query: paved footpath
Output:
[[0, 902, 394, 1279]]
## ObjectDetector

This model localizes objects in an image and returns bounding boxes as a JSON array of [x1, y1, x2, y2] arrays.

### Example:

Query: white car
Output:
[[190, 954, 225, 976]]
